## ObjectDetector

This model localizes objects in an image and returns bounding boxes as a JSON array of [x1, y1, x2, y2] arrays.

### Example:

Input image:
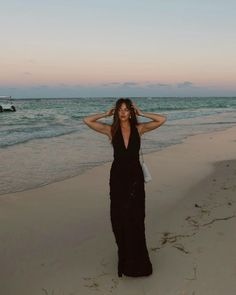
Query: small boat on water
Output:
[[0, 96, 16, 112]]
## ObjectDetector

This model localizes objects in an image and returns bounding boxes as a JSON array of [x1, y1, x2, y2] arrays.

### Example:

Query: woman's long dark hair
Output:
[[111, 98, 138, 143]]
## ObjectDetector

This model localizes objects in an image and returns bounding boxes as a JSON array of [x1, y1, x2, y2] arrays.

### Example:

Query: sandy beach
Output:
[[1, 126, 236, 295]]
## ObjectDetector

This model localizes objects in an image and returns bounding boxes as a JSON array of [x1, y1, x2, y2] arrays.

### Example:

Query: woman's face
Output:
[[118, 103, 130, 122]]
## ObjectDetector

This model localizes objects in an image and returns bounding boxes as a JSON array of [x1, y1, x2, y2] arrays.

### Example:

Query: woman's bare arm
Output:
[[132, 102, 166, 135], [83, 107, 114, 139], [138, 112, 166, 135]]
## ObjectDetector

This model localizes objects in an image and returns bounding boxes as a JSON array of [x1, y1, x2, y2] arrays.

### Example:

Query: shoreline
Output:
[[0, 125, 236, 294], [1, 123, 235, 197]]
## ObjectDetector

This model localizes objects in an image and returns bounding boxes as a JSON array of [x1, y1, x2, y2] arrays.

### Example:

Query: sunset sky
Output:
[[1, 0, 236, 98]]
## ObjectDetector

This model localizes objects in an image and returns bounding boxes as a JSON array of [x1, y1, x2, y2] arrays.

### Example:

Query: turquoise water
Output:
[[0, 97, 236, 195], [1, 96, 236, 148]]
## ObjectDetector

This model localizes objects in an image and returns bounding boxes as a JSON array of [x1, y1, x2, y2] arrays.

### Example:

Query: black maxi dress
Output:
[[109, 123, 153, 277]]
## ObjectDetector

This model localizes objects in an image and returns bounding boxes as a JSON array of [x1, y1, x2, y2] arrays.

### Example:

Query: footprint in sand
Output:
[[83, 276, 119, 293]]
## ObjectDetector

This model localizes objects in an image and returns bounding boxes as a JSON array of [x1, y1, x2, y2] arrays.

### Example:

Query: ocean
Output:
[[1, 96, 236, 195]]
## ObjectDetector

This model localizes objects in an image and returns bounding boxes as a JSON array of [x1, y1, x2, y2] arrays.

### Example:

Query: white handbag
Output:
[[140, 147, 152, 183]]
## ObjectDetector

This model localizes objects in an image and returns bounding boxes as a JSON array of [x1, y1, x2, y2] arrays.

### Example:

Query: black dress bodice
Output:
[[111, 123, 140, 163]]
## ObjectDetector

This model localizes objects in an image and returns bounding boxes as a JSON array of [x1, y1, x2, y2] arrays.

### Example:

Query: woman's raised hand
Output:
[[105, 106, 115, 117], [131, 101, 143, 116]]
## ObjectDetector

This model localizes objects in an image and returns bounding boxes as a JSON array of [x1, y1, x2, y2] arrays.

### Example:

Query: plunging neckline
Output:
[[120, 124, 132, 150]]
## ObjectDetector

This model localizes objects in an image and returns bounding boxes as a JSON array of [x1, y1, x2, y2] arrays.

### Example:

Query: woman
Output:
[[83, 98, 166, 277]]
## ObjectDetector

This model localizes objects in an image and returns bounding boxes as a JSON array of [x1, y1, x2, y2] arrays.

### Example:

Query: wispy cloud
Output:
[[101, 81, 140, 87], [23, 72, 32, 75], [102, 82, 121, 87], [122, 82, 139, 87], [146, 82, 170, 88], [101, 81, 174, 89], [177, 81, 194, 88]]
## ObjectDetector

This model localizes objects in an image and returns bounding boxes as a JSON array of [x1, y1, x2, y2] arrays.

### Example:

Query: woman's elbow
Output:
[[83, 117, 91, 127], [161, 115, 167, 124], [83, 117, 89, 124]]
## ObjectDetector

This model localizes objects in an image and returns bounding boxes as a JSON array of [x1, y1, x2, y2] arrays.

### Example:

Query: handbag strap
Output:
[[140, 145, 144, 163]]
